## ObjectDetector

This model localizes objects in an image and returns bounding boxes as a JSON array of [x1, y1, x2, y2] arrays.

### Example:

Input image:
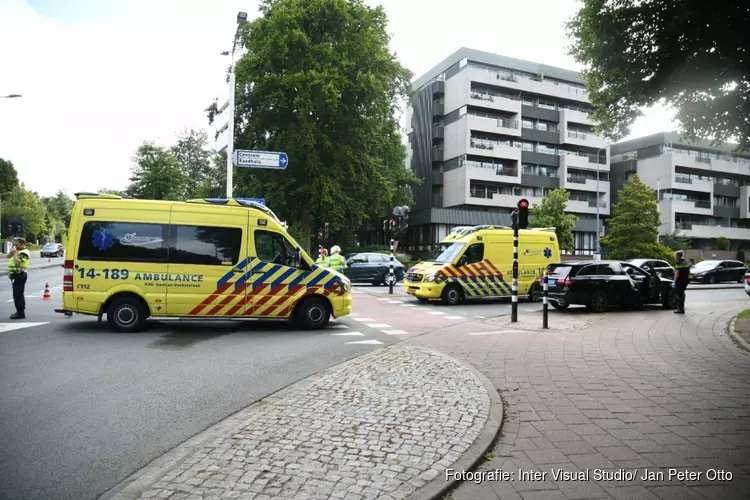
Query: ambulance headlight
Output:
[[336, 277, 351, 294], [425, 274, 437, 283]]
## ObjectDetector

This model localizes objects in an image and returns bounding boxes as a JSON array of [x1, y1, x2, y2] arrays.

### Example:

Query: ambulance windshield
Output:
[[430, 242, 465, 263]]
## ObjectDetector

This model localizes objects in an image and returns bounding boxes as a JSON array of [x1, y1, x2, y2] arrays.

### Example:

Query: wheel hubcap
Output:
[[307, 305, 325, 324], [593, 293, 606, 309], [116, 305, 136, 326]]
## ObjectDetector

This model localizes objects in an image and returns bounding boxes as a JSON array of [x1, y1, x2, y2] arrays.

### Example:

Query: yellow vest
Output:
[[328, 253, 345, 271], [8, 248, 31, 274], [316, 257, 329, 267]]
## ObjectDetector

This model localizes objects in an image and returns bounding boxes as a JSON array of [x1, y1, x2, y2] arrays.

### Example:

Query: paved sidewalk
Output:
[[406, 304, 750, 499], [104, 346, 501, 500]]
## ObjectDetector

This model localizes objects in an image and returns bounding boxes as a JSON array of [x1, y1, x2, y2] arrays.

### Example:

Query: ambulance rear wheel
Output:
[[441, 285, 463, 305], [107, 295, 147, 333], [296, 297, 330, 330]]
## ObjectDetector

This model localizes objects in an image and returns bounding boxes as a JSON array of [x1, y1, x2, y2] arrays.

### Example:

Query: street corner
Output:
[[484, 308, 605, 332], [728, 308, 750, 352], [103, 345, 503, 500]]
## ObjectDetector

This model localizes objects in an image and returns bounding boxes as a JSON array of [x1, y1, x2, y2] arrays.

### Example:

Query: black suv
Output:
[[546, 260, 678, 312]]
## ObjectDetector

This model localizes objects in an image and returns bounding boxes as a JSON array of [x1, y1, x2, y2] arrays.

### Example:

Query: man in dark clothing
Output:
[[673, 250, 690, 314]]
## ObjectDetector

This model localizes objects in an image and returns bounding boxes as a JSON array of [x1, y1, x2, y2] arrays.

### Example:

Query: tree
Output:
[[172, 128, 213, 199], [528, 188, 578, 253], [0, 158, 19, 196], [601, 174, 673, 261], [125, 142, 186, 200], [660, 229, 692, 251], [2, 184, 48, 241], [567, 0, 750, 152], [214, 0, 419, 249], [715, 236, 730, 251], [193, 151, 227, 199], [99, 188, 126, 196]]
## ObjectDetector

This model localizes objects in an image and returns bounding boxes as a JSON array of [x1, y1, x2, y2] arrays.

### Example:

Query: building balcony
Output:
[[563, 176, 609, 193], [467, 91, 522, 115], [466, 115, 521, 137], [467, 139, 523, 163], [560, 108, 595, 127], [466, 165, 521, 184], [567, 199, 610, 216], [432, 146, 444, 162], [432, 125, 444, 140], [468, 192, 544, 210], [432, 102, 444, 116], [678, 224, 750, 241], [659, 198, 713, 217], [562, 129, 608, 149], [672, 175, 714, 194], [559, 152, 609, 174]]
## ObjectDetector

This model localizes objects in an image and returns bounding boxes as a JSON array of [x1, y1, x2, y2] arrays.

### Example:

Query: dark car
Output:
[[628, 258, 675, 280], [545, 260, 678, 312], [343, 252, 405, 286], [689, 260, 747, 284], [40, 242, 64, 258]]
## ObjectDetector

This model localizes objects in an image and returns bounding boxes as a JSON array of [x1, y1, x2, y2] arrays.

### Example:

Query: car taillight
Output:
[[63, 260, 74, 291], [557, 278, 574, 287]]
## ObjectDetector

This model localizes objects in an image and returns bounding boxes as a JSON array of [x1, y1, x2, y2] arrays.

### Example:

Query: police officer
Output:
[[7, 237, 31, 320], [672, 249, 690, 314], [327, 245, 347, 272], [316, 248, 330, 267]]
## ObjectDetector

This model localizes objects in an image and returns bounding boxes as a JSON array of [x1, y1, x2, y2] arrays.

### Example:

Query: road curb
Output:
[[405, 348, 504, 500], [728, 316, 750, 352], [99, 345, 503, 500], [0, 263, 62, 277]]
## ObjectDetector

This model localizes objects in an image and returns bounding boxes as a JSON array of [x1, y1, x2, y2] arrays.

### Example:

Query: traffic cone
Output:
[[42, 282, 51, 301]]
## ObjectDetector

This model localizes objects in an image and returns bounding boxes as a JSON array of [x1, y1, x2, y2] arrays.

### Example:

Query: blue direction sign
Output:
[[234, 150, 288, 169], [236, 198, 265, 205]]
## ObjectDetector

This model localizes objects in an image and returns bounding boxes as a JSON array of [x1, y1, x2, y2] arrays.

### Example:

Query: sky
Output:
[[0, 0, 677, 197]]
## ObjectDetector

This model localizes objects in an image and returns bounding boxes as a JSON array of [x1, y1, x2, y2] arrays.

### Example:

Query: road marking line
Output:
[[382, 329, 409, 335], [428, 311, 447, 315], [445, 316, 464, 320], [525, 308, 538, 312], [369, 323, 391, 328], [0, 322, 49, 333], [399, 304, 416, 307], [355, 318, 377, 322], [475, 316, 486, 319], [346, 339, 383, 345], [468, 330, 528, 336], [331, 332, 365, 336], [385, 300, 403, 304], [350, 313, 359, 317]]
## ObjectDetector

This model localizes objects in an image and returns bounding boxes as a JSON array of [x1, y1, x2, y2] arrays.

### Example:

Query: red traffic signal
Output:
[[518, 199, 529, 209], [391, 219, 398, 227]]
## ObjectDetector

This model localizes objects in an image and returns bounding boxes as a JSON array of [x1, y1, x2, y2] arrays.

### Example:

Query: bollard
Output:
[[542, 271, 549, 329], [388, 238, 395, 295], [318, 245, 322, 260]]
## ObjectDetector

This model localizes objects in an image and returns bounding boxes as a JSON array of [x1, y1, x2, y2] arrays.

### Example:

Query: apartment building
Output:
[[610, 132, 750, 248], [404, 48, 609, 256]]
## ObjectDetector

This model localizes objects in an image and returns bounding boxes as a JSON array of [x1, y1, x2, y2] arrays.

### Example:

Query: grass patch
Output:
[[736, 309, 750, 320]]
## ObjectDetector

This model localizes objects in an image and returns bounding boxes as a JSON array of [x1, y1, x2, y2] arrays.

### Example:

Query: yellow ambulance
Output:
[[55, 194, 352, 332], [403, 225, 560, 305]]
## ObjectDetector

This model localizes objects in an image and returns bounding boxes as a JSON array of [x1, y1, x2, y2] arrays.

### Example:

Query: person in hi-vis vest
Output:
[[327, 245, 347, 272], [7, 237, 31, 320], [316, 248, 330, 267]]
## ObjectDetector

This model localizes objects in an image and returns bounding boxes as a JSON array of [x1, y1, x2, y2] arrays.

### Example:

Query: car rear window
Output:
[[548, 265, 572, 277]]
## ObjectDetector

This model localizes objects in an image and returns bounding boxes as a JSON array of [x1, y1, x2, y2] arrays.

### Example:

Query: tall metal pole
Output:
[[226, 43, 237, 198], [594, 145, 608, 255], [657, 177, 661, 243], [389, 238, 395, 295], [542, 270, 549, 329], [511, 210, 519, 322]]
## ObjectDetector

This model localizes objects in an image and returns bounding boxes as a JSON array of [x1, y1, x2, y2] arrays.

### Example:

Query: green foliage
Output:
[[601, 174, 673, 260], [224, 0, 419, 248], [0, 158, 19, 195], [125, 142, 186, 201], [1, 184, 48, 241], [528, 189, 578, 253], [660, 229, 692, 251], [567, 0, 750, 152], [193, 151, 227, 199], [715, 236, 730, 251], [99, 188, 126, 196], [172, 128, 213, 199]]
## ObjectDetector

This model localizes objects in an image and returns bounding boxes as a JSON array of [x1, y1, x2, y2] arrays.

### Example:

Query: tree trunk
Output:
[[299, 205, 313, 253]]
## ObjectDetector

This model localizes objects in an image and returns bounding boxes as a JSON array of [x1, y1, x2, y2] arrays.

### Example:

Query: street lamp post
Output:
[[594, 144, 610, 256], [226, 12, 248, 199], [1, 94, 22, 99]]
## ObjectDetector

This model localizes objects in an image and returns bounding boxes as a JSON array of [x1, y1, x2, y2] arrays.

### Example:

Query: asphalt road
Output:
[[0, 268, 399, 500], [0, 270, 746, 500]]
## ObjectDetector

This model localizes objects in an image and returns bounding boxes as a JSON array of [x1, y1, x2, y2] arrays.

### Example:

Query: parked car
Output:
[[343, 252, 405, 286], [689, 260, 747, 284], [545, 260, 678, 312], [40, 242, 64, 258], [628, 258, 675, 280]]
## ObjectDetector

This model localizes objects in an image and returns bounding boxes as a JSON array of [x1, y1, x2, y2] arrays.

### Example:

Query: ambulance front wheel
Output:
[[441, 285, 463, 305], [107, 295, 147, 333], [295, 296, 331, 330]]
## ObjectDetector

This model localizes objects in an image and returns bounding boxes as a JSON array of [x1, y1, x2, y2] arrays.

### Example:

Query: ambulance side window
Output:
[[254, 230, 296, 267], [463, 243, 485, 265]]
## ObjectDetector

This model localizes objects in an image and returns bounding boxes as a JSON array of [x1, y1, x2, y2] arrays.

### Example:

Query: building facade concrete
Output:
[[404, 48, 609, 257], [610, 132, 750, 249]]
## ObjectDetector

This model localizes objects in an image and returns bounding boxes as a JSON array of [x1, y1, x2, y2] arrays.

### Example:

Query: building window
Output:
[[522, 119, 534, 129]]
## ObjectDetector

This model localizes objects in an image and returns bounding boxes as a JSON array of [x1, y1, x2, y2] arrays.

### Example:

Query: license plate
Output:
[[407, 289, 416, 295], [547, 281, 556, 288]]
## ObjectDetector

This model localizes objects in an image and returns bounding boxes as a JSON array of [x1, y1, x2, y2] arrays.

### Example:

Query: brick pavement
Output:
[[406, 303, 750, 499], [106, 346, 498, 500]]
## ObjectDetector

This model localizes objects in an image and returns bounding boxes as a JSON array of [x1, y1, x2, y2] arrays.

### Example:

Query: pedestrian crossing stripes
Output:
[[0, 322, 49, 333]]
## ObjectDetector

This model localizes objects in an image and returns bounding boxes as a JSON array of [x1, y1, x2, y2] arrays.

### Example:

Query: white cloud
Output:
[[0, 0, 676, 197]]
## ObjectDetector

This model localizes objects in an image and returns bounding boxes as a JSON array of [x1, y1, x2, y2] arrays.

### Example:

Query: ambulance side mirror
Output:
[[294, 248, 301, 267], [459, 255, 468, 267]]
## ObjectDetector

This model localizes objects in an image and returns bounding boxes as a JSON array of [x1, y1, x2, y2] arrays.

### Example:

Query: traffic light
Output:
[[382, 219, 389, 232], [317, 229, 324, 240], [324, 223, 329, 240], [517, 198, 529, 229], [401, 206, 410, 232]]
